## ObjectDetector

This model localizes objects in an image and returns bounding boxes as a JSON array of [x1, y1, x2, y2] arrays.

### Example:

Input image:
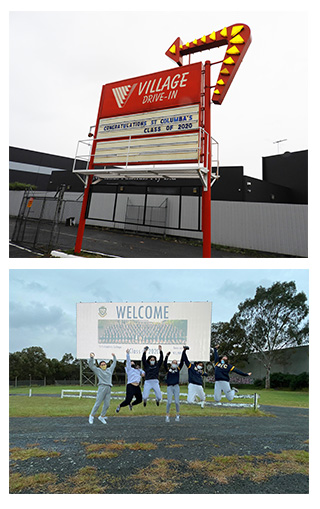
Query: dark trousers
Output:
[[120, 383, 142, 407]]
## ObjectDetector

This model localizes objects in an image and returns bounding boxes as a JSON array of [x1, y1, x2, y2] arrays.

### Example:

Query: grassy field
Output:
[[9, 384, 308, 418]]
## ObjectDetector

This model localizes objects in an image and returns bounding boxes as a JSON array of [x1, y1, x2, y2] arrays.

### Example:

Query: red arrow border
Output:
[[165, 24, 251, 105]]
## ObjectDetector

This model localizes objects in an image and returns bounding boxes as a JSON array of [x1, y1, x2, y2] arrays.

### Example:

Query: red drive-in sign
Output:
[[97, 62, 203, 120], [89, 62, 205, 169]]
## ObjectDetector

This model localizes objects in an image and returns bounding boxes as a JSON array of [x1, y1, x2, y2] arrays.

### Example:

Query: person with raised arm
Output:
[[88, 352, 116, 424], [213, 345, 252, 403], [181, 346, 208, 408], [116, 349, 145, 413], [164, 350, 184, 422], [141, 345, 163, 406]]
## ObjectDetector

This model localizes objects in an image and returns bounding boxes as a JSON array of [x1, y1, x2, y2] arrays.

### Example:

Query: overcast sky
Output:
[[9, 5, 309, 180], [9, 268, 309, 359]]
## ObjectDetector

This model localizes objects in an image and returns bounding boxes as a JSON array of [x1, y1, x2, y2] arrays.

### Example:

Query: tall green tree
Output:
[[9, 348, 80, 383], [231, 281, 309, 388], [9, 346, 49, 381], [210, 321, 248, 366], [21, 346, 49, 379], [9, 351, 25, 379]]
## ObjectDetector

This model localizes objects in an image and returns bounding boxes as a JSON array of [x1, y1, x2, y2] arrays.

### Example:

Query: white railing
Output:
[[72, 128, 219, 191], [61, 389, 99, 399], [61, 389, 259, 409]]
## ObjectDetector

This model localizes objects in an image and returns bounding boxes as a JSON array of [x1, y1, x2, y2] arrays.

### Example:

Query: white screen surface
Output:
[[76, 301, 212, 361]]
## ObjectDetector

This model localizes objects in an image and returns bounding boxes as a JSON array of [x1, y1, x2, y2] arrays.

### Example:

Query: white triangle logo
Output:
[[112, 83, 137, 108]]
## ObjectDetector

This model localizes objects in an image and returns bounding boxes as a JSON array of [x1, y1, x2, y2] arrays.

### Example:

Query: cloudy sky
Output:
[[9, 4, 309, 180], [9, 268, 309, 360]]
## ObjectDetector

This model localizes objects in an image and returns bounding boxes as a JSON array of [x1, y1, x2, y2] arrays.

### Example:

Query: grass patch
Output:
[[9, 448, 308, 494], [9, 394, 267, 418], [83, 440, 157, 458], [9, 472, 58, 493], [10, 466, 120, 494], [188, 449, 309, 484], [130, 458, 180, 493], [254, 389, 309, 408], [9, 465, 122, 494], [58, 466, 105, 494], [10, 446, 60, 461], [87, 450, 119, 459], [9, 385, 308, 418]]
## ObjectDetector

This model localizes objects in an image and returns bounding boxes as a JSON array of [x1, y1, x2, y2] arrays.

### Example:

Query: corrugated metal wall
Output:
[[210, 201, 308, 257], [10, 191, 307, 256]]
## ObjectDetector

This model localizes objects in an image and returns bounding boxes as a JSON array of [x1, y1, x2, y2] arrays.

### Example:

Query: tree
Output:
[[231, 281, 309, 389], [9, 348, 80, 383], [9, 352, 25, 379], [47, 358, 64, 381], [20, 346, 49, 380], [9, 346, 49, 381], [60, 353, 80, 380], [210, 321, 248, 366]]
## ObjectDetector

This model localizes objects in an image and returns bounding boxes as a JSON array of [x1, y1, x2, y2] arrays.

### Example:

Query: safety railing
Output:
[[61, 389, 259, 409], [72, 128, 219, 191]]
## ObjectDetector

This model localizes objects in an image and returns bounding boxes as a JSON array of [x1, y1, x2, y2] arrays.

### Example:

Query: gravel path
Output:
[[9, 405, 309, 494]]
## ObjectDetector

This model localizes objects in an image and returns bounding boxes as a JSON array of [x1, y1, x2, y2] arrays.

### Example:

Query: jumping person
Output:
[[141, 345, 163, 406], [164, 350, 184, 422], [213, 345, 252, 402], [181, 346, 208, 408], [116, 349, 145, 413], [88, 352, 117, 424]]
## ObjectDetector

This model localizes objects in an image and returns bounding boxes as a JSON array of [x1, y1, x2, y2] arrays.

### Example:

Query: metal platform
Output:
[[72, 128, 219, 191]]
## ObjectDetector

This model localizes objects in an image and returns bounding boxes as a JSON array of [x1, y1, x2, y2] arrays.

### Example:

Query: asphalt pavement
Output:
[[9, 218, 283, 258], [9, 406, 309, 494]]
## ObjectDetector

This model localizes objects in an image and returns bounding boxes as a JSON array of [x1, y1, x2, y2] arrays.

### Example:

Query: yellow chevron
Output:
[[223, 56, 235, 65], [226, 45, 240, 55], [231, 25, 244, 37], [230, 34, 245, 44]]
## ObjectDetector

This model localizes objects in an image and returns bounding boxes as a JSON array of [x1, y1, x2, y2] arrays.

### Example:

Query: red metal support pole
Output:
[[74, 174, 93, 254], [202, 60, 212, 258]]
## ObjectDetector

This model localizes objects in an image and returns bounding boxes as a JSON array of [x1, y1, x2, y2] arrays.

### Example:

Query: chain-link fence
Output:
[[11, 186, 83, 253]]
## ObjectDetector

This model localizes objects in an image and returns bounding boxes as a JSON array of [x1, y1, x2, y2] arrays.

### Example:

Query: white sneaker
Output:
[[98, 415, 107, 424], [175, 415, 180, 422], [88, 415, 94, 424], [200, 401, 205, 408], [165, 416, 170, 423]]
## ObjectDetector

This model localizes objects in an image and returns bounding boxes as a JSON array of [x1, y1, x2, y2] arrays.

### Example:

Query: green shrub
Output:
[[253, 378, 264, 388], [289, 372, 308, 390], [9, 182, 37, 191], [254, 372, 309, 390]]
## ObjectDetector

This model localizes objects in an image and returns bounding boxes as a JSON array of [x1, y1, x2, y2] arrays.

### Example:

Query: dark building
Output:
[[9, 146, 87, 191], [9, 146, 307, 205], [262, 150, 308, 204]]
